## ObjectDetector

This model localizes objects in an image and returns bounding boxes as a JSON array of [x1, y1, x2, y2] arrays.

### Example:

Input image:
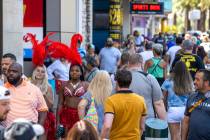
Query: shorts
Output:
[[167, 106, 185, 123]]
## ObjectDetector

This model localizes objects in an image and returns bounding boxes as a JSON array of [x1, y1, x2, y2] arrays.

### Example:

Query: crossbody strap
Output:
[[188, 98, 206, 113], [150, 58, 161, 74]]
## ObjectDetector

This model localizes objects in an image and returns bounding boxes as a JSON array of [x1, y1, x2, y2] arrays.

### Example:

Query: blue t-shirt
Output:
[[99, 47, 121, 74], [82, 92, 104, 133], [161, 79, 188, 107]]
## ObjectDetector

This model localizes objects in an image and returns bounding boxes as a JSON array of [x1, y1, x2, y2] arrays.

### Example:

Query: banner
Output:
[[109, 0, 123, 42], [23, 0, 43, 27], [23, 0, 43, 59]]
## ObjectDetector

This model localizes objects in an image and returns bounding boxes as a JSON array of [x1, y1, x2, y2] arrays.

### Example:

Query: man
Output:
[[85, 56, 99, 82], [140, 41, 154, 68], [133, 30, 144, 47], [99, 38, 121, 75], [155, 32, 166, 48], [128, 54, 166, 140], [172, 39, 205, 79], [182, 69, 210, 140], [128, 53, 166, 120], [0, 86, 10, 140], [4, 63, 48, 127], [184, 33, 191, 40], [1, 53, 17, 84], [4, 118, 44, 140], [166, 36, 183, 69], [101, 70, 147, 140]]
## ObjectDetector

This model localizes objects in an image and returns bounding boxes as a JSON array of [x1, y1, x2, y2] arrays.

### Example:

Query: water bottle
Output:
[[56, 124, 65, 139]]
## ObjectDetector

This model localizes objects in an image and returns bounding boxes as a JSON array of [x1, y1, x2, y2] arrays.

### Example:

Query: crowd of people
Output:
[[0, 30, 209, 140]]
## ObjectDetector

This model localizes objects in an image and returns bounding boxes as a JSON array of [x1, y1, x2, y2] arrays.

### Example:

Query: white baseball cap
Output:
[[0, 86, 10, 100]]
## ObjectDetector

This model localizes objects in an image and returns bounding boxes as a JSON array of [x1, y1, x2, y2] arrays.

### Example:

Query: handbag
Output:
[[84, 97, 98, 130]]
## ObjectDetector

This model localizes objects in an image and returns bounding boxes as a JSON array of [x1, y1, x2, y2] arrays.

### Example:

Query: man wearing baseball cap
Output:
[[0, 86, 10, 140], [4, 118, 44, 140]]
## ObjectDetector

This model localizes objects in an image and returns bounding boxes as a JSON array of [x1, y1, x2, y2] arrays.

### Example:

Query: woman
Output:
[[57, 64, 88, 136], [144, 43, 167, 86], [78, 71, 112, 133], [204, 50, 210, 69], [67, 120, 99, 140], [31, 65, 55, 140], [86, 43, 99, 66], [197, 46, 206, 61], [161, 61, 194, 140]]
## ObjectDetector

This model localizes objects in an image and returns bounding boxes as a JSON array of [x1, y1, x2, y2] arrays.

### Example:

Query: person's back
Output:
[[105, 92, 146, 140], [147, 57, 164, 78], [101, 70, 147, 140], [99, 38, 121, 74], [140, 41, 154, 67], [129, 71, 161, 118], [172, 40, 205, 79], [127, 53, 166, 122]]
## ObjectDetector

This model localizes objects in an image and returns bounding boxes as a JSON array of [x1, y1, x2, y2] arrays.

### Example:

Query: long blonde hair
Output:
[[31, 65, 49, 94], [88, 71, 112, 105]]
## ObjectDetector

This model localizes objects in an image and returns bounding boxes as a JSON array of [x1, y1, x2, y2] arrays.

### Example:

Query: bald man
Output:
[[4, 63, 48, 127]]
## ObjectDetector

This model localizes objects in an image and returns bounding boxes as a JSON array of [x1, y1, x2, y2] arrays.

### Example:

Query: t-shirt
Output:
[[99, 47, 121, 74], [166, 45, 181, 68], [200, 42, 210, 53], [161, 79, 188, 107], [4, 80, 48, 127], [85, 67, 99, 83], [104, 90, 147, 140], [140, 50, 154, 66], [129, 70, 163, 118], [172, 53, 205, 79], [184, 91, 210, 140]]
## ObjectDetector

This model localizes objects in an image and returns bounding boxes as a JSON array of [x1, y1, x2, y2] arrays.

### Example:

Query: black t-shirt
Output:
[[172, 53, 205, 79], [185, 92, 210, 140]]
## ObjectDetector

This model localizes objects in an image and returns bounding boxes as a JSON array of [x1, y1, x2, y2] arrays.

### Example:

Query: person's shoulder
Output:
[[81, 81, 89, 87], [188, 92, 198, 100], [145, 58, 153, 65], [132, 93, 144, 99], [27, 82, 42, 92], [112, 47, 121, 52], [162, 78, 172, 87]]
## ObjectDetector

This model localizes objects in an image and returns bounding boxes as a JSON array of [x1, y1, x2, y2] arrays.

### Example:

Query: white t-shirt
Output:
[[200, 42, 210, 53], [140, 50, 154, 66], [166, 45, 181, 68]]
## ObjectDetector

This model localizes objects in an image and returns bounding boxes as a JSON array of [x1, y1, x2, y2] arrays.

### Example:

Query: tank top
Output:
[[148, 57, 164, 78]]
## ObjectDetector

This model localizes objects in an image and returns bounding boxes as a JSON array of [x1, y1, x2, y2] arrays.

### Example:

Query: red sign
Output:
[[130, 2, 164, 14], [23, 0, 43, 27]]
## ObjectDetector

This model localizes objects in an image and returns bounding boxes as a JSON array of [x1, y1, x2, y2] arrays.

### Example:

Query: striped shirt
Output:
[[4, 80, 48, 127]]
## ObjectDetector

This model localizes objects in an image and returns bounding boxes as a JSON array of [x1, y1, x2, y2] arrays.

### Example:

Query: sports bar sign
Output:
[[130, 2, 164, 14]]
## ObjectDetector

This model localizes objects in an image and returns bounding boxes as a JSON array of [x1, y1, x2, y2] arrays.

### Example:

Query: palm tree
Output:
[[175, 0, 198, 31], [197, 0, 210, 31], [175, 0, 210, 32]]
